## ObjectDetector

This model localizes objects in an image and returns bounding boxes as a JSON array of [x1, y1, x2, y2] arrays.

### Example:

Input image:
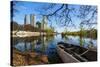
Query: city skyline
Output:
[[24, 14, 48, 30], [12, 1, 97, 32]]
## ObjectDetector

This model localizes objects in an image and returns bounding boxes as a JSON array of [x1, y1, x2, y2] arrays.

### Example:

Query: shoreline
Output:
[[12, 31, 55, 37], [12, 48, 48, 66]]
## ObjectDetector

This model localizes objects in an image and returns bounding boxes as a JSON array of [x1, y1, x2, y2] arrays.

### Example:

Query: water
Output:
[[62, 35, 97, 48], [12, 34, 97, 63]]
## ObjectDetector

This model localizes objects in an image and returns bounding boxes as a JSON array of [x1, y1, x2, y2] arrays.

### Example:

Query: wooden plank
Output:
[[57, 46, 80, 63]]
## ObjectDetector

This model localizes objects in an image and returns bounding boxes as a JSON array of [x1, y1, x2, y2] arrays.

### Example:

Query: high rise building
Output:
[[41, 15, 48, 30], [30, 14, 35, 27], [24, 14, 28, 25]]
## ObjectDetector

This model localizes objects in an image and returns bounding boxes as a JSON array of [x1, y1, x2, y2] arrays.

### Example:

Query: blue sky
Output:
[[12, 1, 97, 33]]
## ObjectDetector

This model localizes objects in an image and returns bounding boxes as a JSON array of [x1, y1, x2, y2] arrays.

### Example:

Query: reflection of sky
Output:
[[63, 36, 97, 48], [14, 34, 97, 53], [12, 1, 97, 33], [14, 42, 31, 52]]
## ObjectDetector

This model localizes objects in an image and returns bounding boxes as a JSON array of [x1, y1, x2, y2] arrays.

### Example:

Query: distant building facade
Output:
[[30, 14, 35, 27], [24, 14, 29, 25], [24, 14, 48, 31], [41, 15, 48, 30]]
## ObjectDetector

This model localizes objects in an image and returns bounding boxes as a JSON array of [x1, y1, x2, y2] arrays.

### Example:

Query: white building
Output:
[[41, 15, 48, 30], [30, 14, 36, 27]]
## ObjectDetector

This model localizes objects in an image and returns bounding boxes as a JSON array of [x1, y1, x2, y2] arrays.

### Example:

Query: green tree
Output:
[[36, 21, 41, 28]]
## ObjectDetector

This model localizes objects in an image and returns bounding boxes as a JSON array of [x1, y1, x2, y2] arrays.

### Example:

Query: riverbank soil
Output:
[[12, 48, 48, 66]]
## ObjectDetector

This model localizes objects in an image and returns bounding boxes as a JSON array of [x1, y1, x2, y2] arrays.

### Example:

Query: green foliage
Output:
[[36, 21, 41, 28], [62, 29, 97, 39], [45, 28, 54, 33]]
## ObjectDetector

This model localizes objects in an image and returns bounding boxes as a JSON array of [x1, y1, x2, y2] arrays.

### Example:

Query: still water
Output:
[[12, 34, 97, 63]]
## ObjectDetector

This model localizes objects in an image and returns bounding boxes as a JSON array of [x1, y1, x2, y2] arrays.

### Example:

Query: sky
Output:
[[12, 1, 97, 33]]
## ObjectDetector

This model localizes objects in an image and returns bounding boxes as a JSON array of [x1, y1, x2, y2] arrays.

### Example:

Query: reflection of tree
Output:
[[35, 35, 54, 54], [30, 41, 35, 52], [24, 41, 27, 52], [46, 36, 54, 42], [79, 24, 84, 47], [12, 37, 19, 46], [40, 36, 46, 54], [41, 36, 55, 53]]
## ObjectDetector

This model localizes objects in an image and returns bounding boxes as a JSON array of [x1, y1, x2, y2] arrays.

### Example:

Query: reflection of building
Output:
[[30, 14, 35, 27], [41, 15, 48, 30]]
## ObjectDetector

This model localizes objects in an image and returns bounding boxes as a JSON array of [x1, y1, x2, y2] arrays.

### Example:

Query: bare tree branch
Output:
[[46, 4, 64, 16]]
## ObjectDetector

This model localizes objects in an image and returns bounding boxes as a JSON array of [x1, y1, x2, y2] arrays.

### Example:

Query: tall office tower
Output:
[[41, 15, 48, 30], [30, 14, 35, 27], [24, 14, 28, 25], [43, 15, 48, 29]]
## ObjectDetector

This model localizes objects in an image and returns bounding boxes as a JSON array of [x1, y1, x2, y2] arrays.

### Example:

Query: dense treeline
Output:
[[62, 29, 97, 39], [11, 21, 54, 33]]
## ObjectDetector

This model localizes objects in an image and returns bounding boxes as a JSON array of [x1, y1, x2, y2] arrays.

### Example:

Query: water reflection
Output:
[[12, 34, 97, 63], [13, 36, 55, 53], [61, 35, 97, 48]]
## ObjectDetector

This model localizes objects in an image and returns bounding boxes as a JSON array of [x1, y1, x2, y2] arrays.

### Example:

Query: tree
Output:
[[35, 21, 42, 32], [24, 24, 34, 31], [38, 4, 74, 27], [11, 21, 19, 31], [78, 5, 97, 24], [36, 21, 41, 28], [36, 4, 97, 30], [11, 1, 19, 19]]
